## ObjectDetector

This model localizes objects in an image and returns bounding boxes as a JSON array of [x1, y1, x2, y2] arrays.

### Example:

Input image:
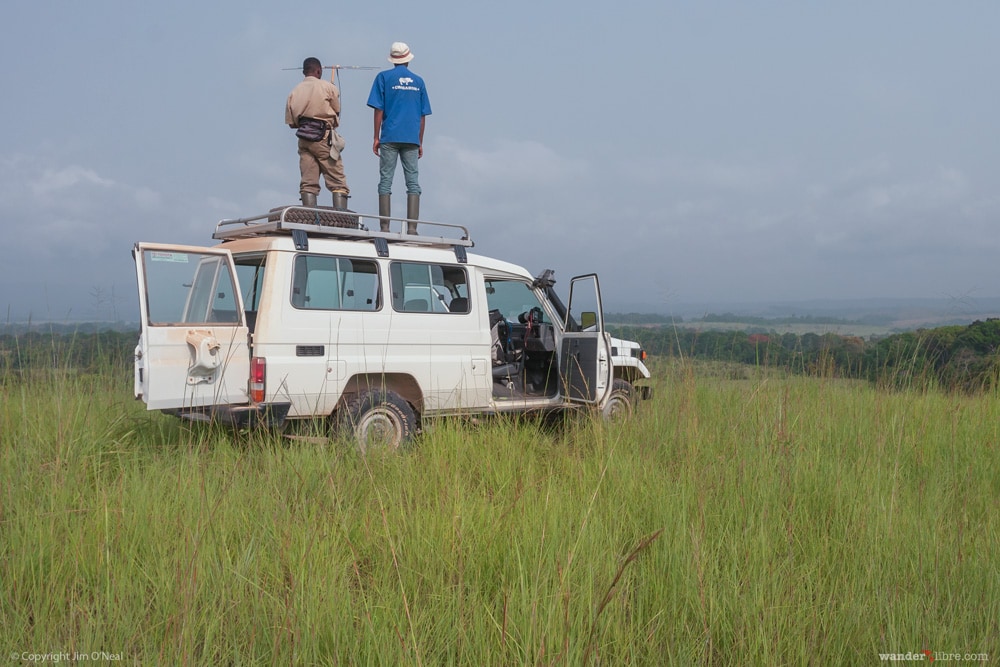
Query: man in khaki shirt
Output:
[[286, 57, 350, 209]]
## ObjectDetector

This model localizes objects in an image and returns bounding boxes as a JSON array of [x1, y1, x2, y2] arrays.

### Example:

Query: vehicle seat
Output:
[[403, 299, 428, 312], [448, 297, 468, 313], [492, 360, 520, 385]]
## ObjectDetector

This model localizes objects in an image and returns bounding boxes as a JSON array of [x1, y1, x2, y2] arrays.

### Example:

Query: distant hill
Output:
[[607, 296, 1000, 334]]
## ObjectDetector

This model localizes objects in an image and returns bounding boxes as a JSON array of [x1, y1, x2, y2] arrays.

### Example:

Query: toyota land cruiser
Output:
[[133, 206, 651, 449]]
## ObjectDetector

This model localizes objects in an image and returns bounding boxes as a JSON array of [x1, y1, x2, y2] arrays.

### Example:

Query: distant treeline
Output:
[[4, 321, 1000, 394], [607, 312, 893, 326], [606, 312, 682, 324], [695, 312, 874, 326], [610, 319, 1000, 393], [0, 321, 138, 336], [0, 331, 136, 375]]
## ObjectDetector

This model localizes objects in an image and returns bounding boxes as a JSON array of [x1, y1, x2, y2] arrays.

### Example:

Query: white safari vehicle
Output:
[[133, 206, 651, 448]]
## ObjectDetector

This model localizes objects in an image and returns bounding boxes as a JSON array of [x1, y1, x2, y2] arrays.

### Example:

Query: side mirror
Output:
[[580, 311, 597, 329]]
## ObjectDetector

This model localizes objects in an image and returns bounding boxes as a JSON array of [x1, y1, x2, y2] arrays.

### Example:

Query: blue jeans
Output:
[[378, 143, 420, 195]]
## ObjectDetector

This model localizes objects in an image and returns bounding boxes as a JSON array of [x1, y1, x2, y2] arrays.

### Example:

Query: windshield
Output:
[[485, 279, 550, 324]]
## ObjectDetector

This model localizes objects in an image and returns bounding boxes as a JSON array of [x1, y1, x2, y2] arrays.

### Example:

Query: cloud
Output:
[[432, 136, 587, 195], [799, 161, 988, 261], [423, 136, 593, 241], [410, 135, 999, 305], [29, 166, 116, 196], [1, 156, 156, 250], [0, 152, 204, 319], [133, 187, 162, 209]]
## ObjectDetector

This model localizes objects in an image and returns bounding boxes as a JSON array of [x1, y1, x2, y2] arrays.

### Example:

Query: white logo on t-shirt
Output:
[[392, 76, 419, 92]]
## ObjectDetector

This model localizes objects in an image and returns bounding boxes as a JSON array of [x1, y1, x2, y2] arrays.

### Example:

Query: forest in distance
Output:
[[5, 315, 1000, 393]]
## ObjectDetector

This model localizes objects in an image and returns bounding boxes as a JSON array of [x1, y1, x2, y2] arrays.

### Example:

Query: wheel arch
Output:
[[336, 373, 423, 416], [614, 365, 641, 384]]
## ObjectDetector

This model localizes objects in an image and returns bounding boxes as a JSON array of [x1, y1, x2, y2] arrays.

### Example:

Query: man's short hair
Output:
[[302, 57, 322, 75]]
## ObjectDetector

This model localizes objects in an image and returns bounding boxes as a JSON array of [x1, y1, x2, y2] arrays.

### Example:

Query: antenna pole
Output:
[[281, 65, 380, 71]]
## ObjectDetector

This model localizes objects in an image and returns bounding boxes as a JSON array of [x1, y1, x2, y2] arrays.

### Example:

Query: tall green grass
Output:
[[2, 356, 998, 663]]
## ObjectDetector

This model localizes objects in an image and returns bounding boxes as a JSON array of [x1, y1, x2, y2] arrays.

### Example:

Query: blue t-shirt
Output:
[[367, 65, 432, 145]]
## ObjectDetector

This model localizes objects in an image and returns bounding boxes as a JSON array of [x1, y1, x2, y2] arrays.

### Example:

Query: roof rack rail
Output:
[[213, 205, 474, 248]]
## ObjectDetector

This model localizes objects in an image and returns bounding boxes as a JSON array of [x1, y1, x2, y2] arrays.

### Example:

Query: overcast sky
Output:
[[2, 1, 998, 321]]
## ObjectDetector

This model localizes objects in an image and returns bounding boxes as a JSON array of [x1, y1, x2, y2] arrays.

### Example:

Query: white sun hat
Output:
[[388, 42, 414, 64]]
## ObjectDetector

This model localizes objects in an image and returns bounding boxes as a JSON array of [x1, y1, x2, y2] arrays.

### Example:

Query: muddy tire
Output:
[[602, 379, 636, 421], [337, 390, 417, 453]]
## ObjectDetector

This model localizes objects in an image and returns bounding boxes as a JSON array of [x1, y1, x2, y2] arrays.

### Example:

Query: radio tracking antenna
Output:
[[284, 64, 381, 107], [281, 65, 380, 71]]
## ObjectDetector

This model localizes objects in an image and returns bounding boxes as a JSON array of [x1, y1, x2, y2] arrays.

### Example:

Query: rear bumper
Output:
[[164, 402, 291, 429]]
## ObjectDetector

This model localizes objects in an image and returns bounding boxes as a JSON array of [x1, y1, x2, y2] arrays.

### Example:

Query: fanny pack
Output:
[[295, 117, 329, 142]]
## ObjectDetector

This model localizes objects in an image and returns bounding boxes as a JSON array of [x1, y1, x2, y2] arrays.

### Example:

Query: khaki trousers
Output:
[[298, 137, 349, 196]]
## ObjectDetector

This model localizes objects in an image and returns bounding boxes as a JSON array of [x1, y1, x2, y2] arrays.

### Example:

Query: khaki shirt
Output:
[[286, 76, 341, 128]]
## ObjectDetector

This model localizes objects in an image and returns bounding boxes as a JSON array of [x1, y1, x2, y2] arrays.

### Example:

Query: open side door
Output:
[[133, 243, 250, 411], [559, 273, 611, 404]]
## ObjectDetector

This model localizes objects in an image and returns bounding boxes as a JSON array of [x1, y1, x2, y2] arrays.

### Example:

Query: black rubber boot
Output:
[[406, 194, 419, 235], [332, 192, 348, 211], [301, 192, 317, 207], [379, 194, 391, 232]]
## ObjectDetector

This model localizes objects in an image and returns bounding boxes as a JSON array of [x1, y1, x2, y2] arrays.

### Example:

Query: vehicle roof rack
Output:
[[213, 205, 474, 250]]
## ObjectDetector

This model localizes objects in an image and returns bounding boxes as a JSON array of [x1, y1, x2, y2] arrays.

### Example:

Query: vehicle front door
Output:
[[133, 243, 250, 410], [560, 274, 611, 404]]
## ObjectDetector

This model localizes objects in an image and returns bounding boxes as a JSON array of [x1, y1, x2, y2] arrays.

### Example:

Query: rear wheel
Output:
[[602, 379, 636, 420], [338, 390, 417, 453]]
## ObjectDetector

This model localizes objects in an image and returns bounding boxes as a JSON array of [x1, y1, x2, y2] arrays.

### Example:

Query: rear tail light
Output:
[[250, 356, 266, 403]]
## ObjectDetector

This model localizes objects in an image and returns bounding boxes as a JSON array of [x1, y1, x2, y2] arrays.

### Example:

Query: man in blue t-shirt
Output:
[[367, 42, 432, 233]]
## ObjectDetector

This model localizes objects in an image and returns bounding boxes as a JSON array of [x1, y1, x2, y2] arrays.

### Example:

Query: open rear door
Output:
[[133, 243, 250, 411], [559, 273, 612, 404]]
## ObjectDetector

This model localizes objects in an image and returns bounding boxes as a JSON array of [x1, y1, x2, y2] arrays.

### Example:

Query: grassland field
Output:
[[1, 354, 998, 664]]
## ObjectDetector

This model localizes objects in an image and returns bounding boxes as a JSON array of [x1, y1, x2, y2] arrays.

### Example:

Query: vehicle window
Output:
[[142, 250, 241, 325], [566, 275, 602, 332], [484, 279, 548, 324], [390, 262, 469, 313], [234, 255, 266, 333], [234, 255, 266, 310], [291, 255, 380, 311]]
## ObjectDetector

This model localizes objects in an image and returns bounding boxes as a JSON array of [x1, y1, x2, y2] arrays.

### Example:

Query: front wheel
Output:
[[337, 390, 417, 453], [602, 379, 636, 421]]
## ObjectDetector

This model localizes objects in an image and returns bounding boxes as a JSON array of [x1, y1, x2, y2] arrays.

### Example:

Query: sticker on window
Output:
[[149, 251, 191, 263]]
